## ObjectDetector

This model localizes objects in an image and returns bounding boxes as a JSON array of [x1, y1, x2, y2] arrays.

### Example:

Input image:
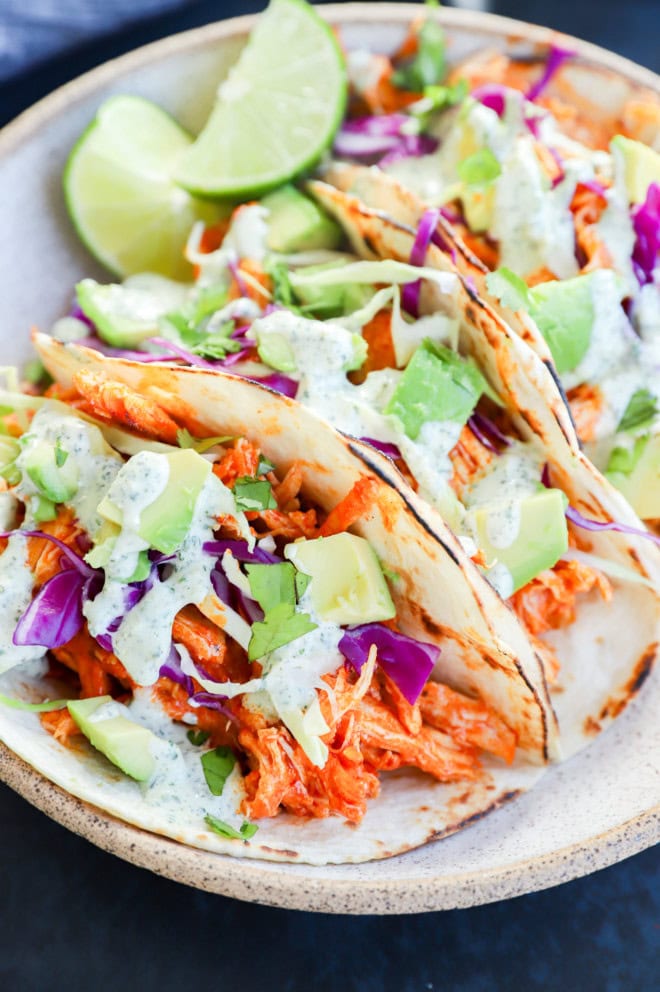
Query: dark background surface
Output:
[[1, 2, 659, 989]]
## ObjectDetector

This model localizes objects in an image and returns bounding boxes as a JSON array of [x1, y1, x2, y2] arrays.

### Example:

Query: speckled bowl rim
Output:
[[0, 4, 658, 914]]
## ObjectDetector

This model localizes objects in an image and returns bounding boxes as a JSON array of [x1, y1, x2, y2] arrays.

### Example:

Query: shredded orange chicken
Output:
[[509, 558, 612, 636]]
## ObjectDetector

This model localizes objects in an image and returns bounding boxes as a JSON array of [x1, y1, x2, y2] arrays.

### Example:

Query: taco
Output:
[[42, 166, 660, 758], [0, 351, 554, 864], [328, 16, 660, 526]]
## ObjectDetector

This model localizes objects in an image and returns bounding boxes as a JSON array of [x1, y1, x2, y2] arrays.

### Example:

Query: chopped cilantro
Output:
[[392, 3, 445, 92], [204, 814, 258, 841], [257, 455, 275, 476], [294, 570, 311, 600], [248, 602, 317, 661], [233, 477, 278, 512], [176, 428, 234, 453], [607, 434, 650, 477], [458, 148, 501, 186], [617, 389, 658, 433], [408, 78, 468, 132], [246, 562, 297, 613], [200, 746, 236, 796], [186, 729, 210, 747], [266, 260, 301, 311]]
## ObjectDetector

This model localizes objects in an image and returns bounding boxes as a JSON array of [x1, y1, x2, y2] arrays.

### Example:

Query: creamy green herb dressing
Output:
[[0, 535, 45, 674], [16, 406, 121, 533], [104, 451, 170, 581], [126, 686, 246, 826], [492, 138, 578, 280], [85, 472, 240, 686]]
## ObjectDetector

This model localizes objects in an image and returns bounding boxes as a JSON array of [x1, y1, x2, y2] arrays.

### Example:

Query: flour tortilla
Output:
[[0, 333, 562, 865], [296, 180, 660, 754]]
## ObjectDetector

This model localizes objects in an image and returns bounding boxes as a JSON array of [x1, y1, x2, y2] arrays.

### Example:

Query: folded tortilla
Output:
[[0, 335, 556, 864], [305, 177, 659, 753]]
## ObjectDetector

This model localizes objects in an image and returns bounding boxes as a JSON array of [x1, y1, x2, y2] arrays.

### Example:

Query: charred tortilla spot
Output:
[[425, 789, 523, 842], [598, 643, 657, 721], [583, 715, 601, 736]]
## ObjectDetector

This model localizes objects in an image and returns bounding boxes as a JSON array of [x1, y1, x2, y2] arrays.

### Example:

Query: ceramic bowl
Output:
[[0, 3, 658, 913]]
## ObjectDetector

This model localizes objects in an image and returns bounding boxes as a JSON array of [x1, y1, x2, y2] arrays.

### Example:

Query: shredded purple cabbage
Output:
[[159, 644, 195, 695], [227, 259, 248, 296], [402, 208, 446, 317], [548, 147, 565, 188], [565, 505, 660, 546], [13, 567, 86, 648], [68, 304, 95, 329], [410, 208, 442, 267], [189, 692, 238, 722], [379, 133, 438, 167], [0, 530, 96, 577], [526, 45, 575, 102], [467, 412, 511, 454], [76, 336, 182, 363], [334, 114, 437, 164], [203, 539, 281, 564], [359, 437, 402, 459], [242, 372, 299, 398], [632, 182, 660, 286], [339, 624, 439, 705], [401, 278, 422, 318], [472, 85, 507, 117]]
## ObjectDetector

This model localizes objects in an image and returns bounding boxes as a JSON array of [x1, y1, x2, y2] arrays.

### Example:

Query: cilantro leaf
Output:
[[186, 729, 210, 747], [607, 434, 650, 477], [486, 268, 531, 312], [458, 149, 501, 186], [408, 78, 468, 132], [176, 428, 234, 453], [248, 602, 317, 661], [233, 476, 278, 512], [617, 389, 658, 433], [391, 5, 445, 92], [266, 260, 302, 312], [204, 814, 258, 841], [294, 570, 311, 600], [191, 324, 243, 361], [200, 746, 236, 796], [258, 455, 275, 475], [245, 562, 297, 614]]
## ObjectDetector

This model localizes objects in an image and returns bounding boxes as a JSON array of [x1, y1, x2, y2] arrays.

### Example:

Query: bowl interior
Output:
[[0, 4, 658, 912]]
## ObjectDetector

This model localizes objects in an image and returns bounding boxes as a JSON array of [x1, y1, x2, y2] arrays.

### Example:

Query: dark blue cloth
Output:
[[0, 2, 658, 988]]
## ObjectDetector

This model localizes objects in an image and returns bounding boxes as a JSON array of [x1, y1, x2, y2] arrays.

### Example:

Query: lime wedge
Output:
[[176, 0, 347, 198], [64, 95, 221, 280]]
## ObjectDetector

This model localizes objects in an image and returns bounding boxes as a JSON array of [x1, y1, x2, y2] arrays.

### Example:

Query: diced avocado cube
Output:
[[23, 439, 79, 504], [98, 449, 211, 555], [257, 333, 297, 372], [528, 275, 595, 374], [606, 432, 660, 520], [76, 276, 187, 348], [385, 341, 486, 439], [0, 436, 21, 485], [612, 135, 660, 205], [284, 533, 395, 625], [67, 696, 156, 782], [461, 184, 496, 233], [262, 185, 343, 253], [471, 488, 569, 594]]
